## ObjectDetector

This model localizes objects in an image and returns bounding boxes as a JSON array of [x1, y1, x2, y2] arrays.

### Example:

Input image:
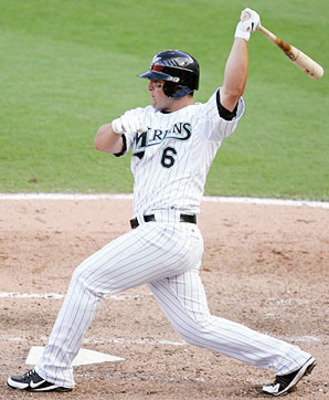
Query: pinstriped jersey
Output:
[[119, 89, 245, 215]]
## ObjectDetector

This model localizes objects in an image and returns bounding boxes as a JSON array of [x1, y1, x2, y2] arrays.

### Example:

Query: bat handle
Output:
[[257, 25, 295, 59], [258, 25, 277, 42]]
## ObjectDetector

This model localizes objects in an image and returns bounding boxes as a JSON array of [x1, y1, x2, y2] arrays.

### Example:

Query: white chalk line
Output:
[[0, 292, 152, 301], [0, 193, 328, 209], [0, 292, 310, 307], [0, 334, 321, 346], [0, 334, 185, 347]]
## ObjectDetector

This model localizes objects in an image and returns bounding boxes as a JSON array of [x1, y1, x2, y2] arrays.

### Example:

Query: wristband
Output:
[[111, 118, 124, 135]]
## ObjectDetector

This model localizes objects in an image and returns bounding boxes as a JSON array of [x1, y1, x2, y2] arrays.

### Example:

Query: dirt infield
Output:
[[1, 197, 328, 399]]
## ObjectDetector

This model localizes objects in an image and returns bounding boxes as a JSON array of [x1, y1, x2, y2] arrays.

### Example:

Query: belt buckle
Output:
[[144, 214, 155, 223]]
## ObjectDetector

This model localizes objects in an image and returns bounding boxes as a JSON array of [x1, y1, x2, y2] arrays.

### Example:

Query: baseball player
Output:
[[8, 8, 316, 397]]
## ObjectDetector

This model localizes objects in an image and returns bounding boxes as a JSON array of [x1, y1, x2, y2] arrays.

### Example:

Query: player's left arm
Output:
[[95, 123, 125, 154], [95, 111, 147, 155], [220, 8, 260, 112], [220, 38, 248, 112]]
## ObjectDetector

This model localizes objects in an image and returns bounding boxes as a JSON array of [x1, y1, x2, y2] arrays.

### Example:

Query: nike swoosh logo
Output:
[[30, 379, 46, 389], [273, 383, 281, 393]]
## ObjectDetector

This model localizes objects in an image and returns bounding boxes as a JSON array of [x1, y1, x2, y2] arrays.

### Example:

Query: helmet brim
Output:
[[138, 70, 179, 83]]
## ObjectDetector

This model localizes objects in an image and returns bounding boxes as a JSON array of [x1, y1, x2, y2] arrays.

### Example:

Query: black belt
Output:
[[130, 213, 197, 229]]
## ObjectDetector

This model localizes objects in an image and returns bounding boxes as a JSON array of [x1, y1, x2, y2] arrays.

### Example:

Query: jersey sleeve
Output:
[[113, 107, 146, 157], [198, 88, 245, 142]]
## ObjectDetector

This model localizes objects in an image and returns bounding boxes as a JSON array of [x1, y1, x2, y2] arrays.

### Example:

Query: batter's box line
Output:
[[0, 292, 153, 301], [1, 335, 186, 347], [1, 334, 321, 346]]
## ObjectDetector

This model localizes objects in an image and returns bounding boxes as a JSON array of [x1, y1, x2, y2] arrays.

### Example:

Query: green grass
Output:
[[1, 0, 328, 200]]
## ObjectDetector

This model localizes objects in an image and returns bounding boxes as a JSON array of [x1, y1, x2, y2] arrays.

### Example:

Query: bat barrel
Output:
[[257, 25, 324, 80]]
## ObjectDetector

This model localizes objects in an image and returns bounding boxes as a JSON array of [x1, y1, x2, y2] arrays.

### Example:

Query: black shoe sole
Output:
[[7, 382, 72, 392]]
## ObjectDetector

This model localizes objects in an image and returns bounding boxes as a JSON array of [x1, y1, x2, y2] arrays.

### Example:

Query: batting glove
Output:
[[234, 8, 260, 41], [111, 115, 147, 135]]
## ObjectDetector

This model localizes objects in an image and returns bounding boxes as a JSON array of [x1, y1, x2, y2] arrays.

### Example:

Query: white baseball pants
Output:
[[35, 217, 311, 388]]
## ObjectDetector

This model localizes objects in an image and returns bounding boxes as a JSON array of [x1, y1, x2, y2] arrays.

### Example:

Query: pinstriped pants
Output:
[[35, 220, 311, 388]]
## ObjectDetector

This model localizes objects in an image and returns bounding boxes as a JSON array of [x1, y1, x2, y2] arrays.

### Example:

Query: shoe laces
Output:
[[24, 369, 36, 378]]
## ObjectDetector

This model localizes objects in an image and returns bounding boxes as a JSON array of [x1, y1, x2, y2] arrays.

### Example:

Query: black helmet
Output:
[[138, 49, 200, 99]]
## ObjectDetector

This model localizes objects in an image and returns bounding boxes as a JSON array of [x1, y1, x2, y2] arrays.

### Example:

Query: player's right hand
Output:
[[234, 8, 261, 41], [111, 115, 147, 135]]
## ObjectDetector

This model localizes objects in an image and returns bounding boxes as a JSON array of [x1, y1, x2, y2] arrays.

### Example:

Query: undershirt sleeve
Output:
[[114, 134, 127, 157], [216, 90, 238, 121]]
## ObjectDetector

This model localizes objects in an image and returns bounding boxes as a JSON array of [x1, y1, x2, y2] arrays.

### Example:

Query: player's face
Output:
[[147, 80, 174, 112]]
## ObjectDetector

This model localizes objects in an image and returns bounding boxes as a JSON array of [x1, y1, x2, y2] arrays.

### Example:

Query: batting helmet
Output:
[[138, 50, 200, 99]]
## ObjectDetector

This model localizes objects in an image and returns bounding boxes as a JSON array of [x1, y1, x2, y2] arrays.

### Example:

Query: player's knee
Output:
[[70, 264, 95, 292], [176, 319, 213, 346]]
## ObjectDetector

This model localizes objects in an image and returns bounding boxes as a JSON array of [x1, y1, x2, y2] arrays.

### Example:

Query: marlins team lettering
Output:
[[133, 122, 192, 155]]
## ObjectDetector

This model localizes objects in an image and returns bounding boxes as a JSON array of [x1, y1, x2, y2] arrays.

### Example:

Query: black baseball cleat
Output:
[[7, 368, 72, 392], [262, 356, 316, 397]]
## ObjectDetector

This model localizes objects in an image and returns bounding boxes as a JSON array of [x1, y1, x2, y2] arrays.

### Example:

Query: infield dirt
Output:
[[0, 198, 328, 399]]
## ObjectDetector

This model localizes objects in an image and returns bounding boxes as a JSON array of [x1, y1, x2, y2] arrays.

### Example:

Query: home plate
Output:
[[26, 346, 124, 366]]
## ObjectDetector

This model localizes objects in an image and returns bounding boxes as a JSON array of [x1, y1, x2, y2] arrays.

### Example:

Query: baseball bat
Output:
[[257, 25, 324, 80], [240, 10, 324, 80]]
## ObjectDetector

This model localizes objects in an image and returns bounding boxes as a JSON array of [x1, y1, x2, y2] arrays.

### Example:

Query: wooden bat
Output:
[[241, 11, 324, 80], [257, 25, 324, 80]]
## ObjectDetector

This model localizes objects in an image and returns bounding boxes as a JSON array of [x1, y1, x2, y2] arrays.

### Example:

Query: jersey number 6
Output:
[[161, 147, 177, 168]]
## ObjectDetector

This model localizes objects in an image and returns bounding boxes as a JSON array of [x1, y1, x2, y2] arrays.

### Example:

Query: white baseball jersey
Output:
[[120, 90, 244, 216], [34, 89, 311, 389]]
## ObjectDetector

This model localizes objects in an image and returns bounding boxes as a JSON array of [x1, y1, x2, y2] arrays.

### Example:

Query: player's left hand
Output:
[[234, 8, 261, 41]]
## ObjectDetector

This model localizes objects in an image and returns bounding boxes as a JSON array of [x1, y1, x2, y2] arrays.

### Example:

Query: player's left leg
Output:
[[149, 270, 312, 377], [12, 222, 203, 390]]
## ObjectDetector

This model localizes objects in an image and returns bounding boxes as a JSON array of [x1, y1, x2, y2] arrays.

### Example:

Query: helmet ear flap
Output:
[[163, 82, 192, 99]]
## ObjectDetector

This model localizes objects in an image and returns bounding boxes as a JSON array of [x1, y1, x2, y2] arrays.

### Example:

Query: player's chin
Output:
[[151, 98, 158, 109], [152, 100, 165, 112]]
